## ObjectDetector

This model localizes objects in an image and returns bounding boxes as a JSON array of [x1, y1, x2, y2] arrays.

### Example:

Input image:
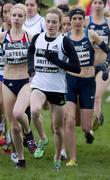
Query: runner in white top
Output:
[[28, 7, 80, 171], [22, 0, 46, 36]]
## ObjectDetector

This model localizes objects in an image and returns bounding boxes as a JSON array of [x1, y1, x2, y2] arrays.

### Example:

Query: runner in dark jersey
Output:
[[0, 3, 37, 168], [64, 8, 110, 167]]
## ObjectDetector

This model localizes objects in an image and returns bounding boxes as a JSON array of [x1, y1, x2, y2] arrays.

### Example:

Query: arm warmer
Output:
[[27, 34, 40, 77]]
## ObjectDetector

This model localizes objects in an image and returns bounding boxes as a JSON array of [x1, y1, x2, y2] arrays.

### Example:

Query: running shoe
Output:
[[27, 139, 37, 154], [34, 139, 48, 158], [85, 130, 94, 144], [2, 143, 11, 154], [61, 149, 67, 160], [16, 160, 26, 169], [92, 113, 104, 131], [53, 159, 61, 171], [2, 131, 11, 153], [25, 131, 37, 153], [11, 152, 18, 163], [0, 135, 6, 146], [66, 160, 77, 167], [98, 113, 104, 126]]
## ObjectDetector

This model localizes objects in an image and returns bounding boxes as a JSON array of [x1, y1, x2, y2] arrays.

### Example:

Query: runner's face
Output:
[[92, 0, 105, 12], [11, 8, 26, 28], [62, 16, 71, 33], [3, 3, 13, 25], [25, 0, 38, 18], [46, 13, 60, 37], [71, 14, 84, 30]]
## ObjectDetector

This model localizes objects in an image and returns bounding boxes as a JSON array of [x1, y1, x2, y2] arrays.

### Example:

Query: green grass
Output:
[[40, 0, 78, 15], [23, 0, 77, 7], [0, 92, 110, 180], [42, 0, 77, 7]]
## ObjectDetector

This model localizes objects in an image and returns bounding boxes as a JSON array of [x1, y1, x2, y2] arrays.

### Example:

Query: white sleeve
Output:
[[40, 17, 46, 32]]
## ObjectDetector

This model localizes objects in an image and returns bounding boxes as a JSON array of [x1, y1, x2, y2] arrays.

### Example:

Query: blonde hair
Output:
[[103, 8, 110, 17], [10, 3, 27, 15], [46, 7, 63, 23]]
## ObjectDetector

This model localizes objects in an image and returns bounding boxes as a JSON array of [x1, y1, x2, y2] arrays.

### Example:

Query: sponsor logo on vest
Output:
[[52, 45, 58, 51], [90, 25, 95, 29], [5, 42, 28, 49], [82, 41, 88, 45], [36, 49, 45, 55], [91, 96, 94, 99], [8, 83, 13, 87], [75, 45, 87, 52], [102, 26, 108, 29]]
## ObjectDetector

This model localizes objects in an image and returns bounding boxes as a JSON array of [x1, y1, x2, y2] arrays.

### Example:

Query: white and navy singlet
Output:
[[88, 16, 110, 45], [2, 30, 30, 65], [31, 32, 66, 93], [68, 28, 95, 67]]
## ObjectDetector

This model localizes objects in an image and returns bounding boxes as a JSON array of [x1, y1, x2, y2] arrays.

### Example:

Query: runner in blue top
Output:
[[64, 7, 110, 167]]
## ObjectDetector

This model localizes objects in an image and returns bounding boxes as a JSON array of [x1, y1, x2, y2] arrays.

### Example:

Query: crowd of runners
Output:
[[0, 0, 110, 171]]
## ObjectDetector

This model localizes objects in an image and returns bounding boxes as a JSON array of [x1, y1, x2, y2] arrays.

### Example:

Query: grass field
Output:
[[41, 0, 77, 7], [0, 92, 110, 180]]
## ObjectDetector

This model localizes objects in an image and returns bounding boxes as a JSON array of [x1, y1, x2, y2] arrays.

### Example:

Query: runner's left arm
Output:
[[45, 36, 81, 73]]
